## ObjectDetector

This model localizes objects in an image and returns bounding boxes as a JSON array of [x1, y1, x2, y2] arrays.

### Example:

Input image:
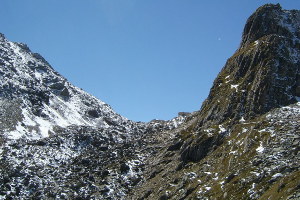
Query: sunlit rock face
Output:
[[196, 4, 300, 128], [127, 4, 300, 200]]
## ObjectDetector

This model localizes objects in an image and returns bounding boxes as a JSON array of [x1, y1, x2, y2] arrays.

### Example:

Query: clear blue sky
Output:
[[1, 1, 299, 122]]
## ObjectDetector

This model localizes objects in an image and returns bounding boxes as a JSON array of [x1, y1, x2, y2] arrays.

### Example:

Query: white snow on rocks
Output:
[[218, 124, 227, 134], [0, 35, 143, 140], [230, 84, 239, 91], [256, 142, 265, 153]]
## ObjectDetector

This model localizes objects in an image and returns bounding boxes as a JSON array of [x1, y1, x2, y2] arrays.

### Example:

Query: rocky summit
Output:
[[0, 3, 300, 200]]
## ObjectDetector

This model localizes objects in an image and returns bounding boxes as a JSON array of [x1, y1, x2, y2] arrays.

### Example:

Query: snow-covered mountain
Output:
[[0, 33, 145, 140], [1, 3, 299, 200], [0, 32, 188, 199]]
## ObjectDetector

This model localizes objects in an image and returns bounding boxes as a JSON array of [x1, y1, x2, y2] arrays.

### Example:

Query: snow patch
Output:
[[251, 171, 260, 176], [256, 142, 264, 153], [7, 122, 26, 139], [205, 187, 211, 191], [219, 125, 226, 134], [204, 128, 214, 137], [35, 117, 52, 137], [185, 172, 198, 180], [272, 173, 283, 179], [230, 150, 237, 155], [239, 117, 246, 123], [231, 84, 239, 91]]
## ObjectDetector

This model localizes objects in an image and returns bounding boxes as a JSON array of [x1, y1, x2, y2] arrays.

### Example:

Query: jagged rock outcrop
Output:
[[179, 3, 300, 167], [197, 3, 300, 128], [128, 4, 300, 200], [241, 4, 300, 48]]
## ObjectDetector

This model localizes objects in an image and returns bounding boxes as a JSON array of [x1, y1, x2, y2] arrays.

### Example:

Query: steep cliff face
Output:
[[241, 4, 300, 48], [198, 3, 300, 128], [129, 4, 300, 200]]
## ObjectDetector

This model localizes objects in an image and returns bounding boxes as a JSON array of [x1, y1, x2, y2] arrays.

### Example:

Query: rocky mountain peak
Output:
[[128, 5, 300, 200], [241, 3, 300, 48], [195, 3, 300, 128]]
